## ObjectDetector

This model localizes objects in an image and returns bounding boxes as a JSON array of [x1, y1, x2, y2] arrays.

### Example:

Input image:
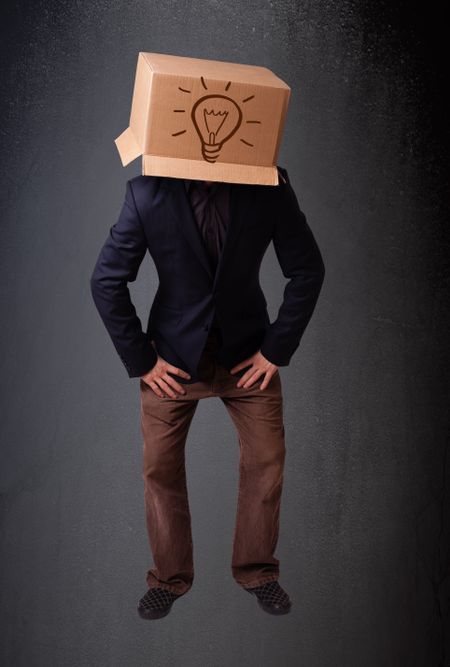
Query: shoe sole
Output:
[[257, 599, 292, 615], [137, 603, 174, 620]]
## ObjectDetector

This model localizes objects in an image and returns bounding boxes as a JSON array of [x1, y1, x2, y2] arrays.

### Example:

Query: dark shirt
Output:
[[184, 179, 230, 273], [184, 179, 230, 336]]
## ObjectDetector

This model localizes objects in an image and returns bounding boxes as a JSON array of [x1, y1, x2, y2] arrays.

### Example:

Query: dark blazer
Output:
[[90, 166, 325, 383]]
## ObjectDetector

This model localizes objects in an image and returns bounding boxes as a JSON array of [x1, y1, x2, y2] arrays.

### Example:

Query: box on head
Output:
[[114, 52, 291, 186]]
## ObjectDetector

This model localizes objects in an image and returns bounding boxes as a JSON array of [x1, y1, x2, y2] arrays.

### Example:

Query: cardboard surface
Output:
[[114, 52, 291, 185]]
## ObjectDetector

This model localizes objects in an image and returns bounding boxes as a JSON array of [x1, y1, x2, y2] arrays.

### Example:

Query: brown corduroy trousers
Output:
[[139, 327, 286, 595]]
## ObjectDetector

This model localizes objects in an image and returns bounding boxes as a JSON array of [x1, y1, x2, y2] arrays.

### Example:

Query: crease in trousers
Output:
[[139, 325, 286, 595]]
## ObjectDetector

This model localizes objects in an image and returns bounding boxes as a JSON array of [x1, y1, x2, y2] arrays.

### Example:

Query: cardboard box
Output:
[[114, 52, 291, 185]]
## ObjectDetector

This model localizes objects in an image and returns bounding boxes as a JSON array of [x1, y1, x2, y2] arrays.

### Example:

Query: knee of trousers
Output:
[[242, 437, 286, 469], [142, 450, 185, 482]]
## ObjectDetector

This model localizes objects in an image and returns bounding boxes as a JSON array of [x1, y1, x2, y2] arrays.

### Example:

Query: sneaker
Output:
[[244, 580, 292, 615], [137, 587, 184, 620]]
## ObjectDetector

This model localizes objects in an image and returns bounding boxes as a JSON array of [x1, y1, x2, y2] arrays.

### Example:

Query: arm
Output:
[[90, 180, 157, 378], [260, 168, 326, 366]]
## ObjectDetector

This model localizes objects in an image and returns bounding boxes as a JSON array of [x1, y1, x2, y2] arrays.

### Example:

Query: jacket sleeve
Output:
[[260, 168, 326, 366], [90, 180, 158, 378]]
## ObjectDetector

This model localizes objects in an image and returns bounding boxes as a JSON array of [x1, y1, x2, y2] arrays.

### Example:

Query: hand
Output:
[[230, 350, 279, 390], [141, 352, 191, 398]]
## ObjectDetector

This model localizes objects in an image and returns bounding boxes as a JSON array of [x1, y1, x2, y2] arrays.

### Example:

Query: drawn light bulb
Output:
[[191, 94, 243, 163]]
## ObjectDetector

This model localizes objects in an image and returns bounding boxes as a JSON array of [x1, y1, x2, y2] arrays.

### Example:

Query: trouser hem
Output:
[[147, 582, 192, 595]]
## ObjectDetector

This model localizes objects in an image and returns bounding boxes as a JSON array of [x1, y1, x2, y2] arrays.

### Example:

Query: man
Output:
[[90, 166, 325, 618]]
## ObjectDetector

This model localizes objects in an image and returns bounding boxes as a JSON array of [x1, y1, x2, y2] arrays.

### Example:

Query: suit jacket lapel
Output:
[[162, 177, 254, 289]]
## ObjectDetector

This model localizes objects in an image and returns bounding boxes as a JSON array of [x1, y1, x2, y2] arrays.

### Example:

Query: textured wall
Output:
[[1, 1, 448, 666]]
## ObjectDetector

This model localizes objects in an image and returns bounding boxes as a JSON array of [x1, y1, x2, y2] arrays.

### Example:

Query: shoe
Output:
[[244, 580, 292, 615], [137, 587, 184, 620]]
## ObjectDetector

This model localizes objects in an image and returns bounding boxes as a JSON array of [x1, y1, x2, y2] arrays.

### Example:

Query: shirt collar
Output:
[[184, 179, 225, 195]]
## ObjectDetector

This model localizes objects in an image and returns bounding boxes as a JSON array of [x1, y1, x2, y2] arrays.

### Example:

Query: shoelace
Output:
[[245, 581, 290, 606], [139, 588, 181, 610]]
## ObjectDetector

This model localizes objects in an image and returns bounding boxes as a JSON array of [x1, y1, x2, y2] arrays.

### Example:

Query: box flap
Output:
[[114, 127, 142, 166]]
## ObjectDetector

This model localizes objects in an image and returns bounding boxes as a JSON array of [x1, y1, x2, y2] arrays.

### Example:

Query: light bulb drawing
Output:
[[171, 76, 262, 163], [191, 95, 242, 163]]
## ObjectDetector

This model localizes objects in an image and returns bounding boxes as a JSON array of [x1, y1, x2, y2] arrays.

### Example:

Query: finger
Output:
[[168, 365, 191, 379], [149, 380, 165, 398], [162, 372, 187, 395], [237, 367, 259, 388], [156, 377, 178, 398], [236, 367, 254, 387], [259, 372, 274, 390], [240, 369, 264, 389], [230, 358, 252, 374]]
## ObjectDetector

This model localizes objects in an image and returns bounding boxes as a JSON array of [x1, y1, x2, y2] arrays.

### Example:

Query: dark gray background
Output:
[[1, 1, 449, 666]]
